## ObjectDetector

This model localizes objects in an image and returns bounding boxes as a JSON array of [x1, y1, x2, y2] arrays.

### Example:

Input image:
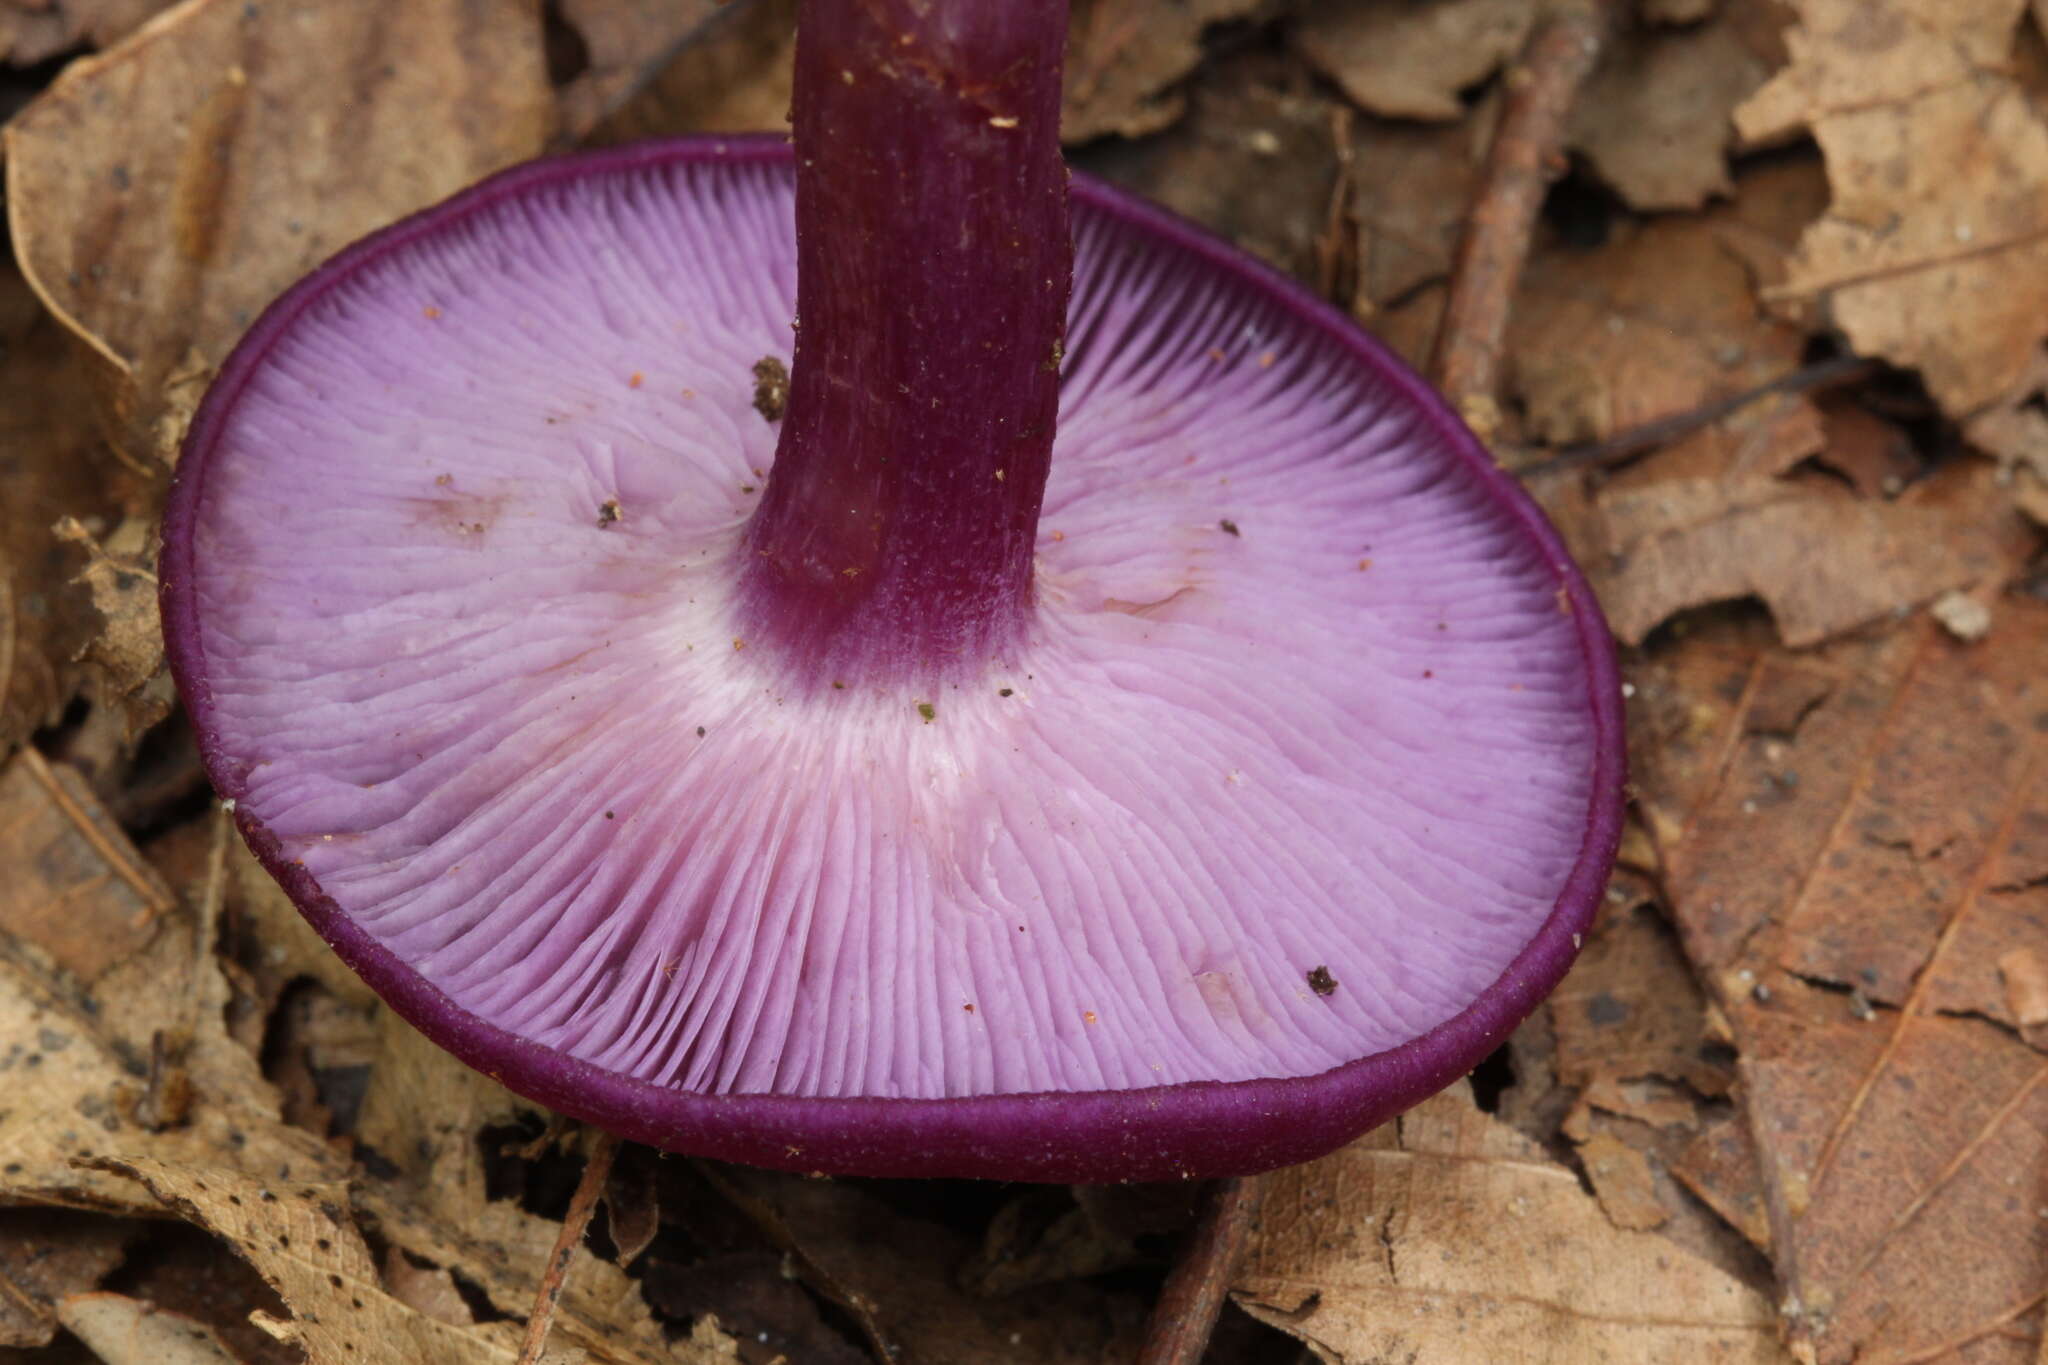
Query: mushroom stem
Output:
[[739, 0, 1072, 685]]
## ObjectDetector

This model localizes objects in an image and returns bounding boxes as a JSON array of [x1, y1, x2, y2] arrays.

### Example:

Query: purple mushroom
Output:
[[160, 0, 1623, 1181]]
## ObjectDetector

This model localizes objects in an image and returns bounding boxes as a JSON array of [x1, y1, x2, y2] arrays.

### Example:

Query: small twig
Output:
[[1517, 355, 1880, 480], [1429, 0, 1616, 437], [515, 1130, 620, 1365], [1135, 1176, 1268, 1365]]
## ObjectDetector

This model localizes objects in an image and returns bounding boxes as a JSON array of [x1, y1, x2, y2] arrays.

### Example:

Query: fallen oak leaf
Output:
[[552, 0, 726, 140], [1061, 0, 1264, 142], [1231, 1082, 1791, 1363], [1635, 602, 2048, 1362], [52, 515, 173, 744], [0, 757, 339, 1213], [1735, 0, 2048, 417], [81, 1156, 599, 1365], [1292, 0, 1532, 123], [0, 1209, 138, 1348], [3, 0, 556, 465], [55, 1290, 243, 1365], [347, 1013, 730, 1365], [0, 0, 168, 66]]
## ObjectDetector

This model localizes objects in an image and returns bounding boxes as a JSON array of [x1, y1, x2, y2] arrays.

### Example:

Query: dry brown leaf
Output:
[[1569, 0, 1788, 212], [1552, 897, 1730, 1097], [3, 0, 556, 465], [0, 0, 164, 66], [1346, 107, 1488, 310], [1061, 0, 1263, 142], [1293, 0, 1532, 122], [1077, 50, 1343, 281], [86, 1156, 598, 1365], [705, 1164, 1145, 1365], [589, 0, 795, 143], [1736, 0, 2048, 416], [55, 1291, 241, 1365], [554, 0, 725, 138], [1232, 1083, 1791, 1363], [1546, 455, 2024, 648], [0, 1210, 135, 1348], [1636, 602, 2048, 1362], [1509, 160, 1827, 446], [0, 266, 143, 751], [1576, 1131, 1672, 1231], [348, 1015, 724, 1365], [50, 516, 172, 744], [0, 759, 340, 1213]]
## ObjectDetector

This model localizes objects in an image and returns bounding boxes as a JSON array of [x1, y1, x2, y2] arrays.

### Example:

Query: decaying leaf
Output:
[[1061, 0, 1264, 142], [554, 0, 725, 137], [56, 1291, 242, 1365], [0, 265, 142, 751], [1736, 0, 2048, 416], [1635, 602, 2048, 1362], [0, 0, 167, 66], [0, 1208, 136, 1347], [86, 1156, 600, 1365], [1509, 159, 1828, 447], [1076, 50, 1344, 281], [349, 1014, 730, 1365], [1345, 107, 1488, 310], [589, 0, 796, 143], [1292, 0, 1531, 122], [1569, 0, 1787, 212], [1232, 1083, 1790, 1363], [3, 0, 556, 465], [0, 755, 339, 1212], [50, 516, 173, 744], [705, 1164, 1146, 1364]]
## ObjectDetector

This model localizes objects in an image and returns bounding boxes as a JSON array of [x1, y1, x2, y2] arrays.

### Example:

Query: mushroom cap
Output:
[[162, 138, 1623, 1181]]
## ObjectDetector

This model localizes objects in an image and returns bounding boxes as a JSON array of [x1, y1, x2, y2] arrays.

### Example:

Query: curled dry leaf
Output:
[[1231, 1083, 1790, 1363], [348, 1015, 730, 1365], [1568, 0, 1788, 212], [1736, 0, 2048, 417], [0, 755, 338, 1214], [1061, 0, 1265, 142], [0, 0, 167, 67], [1076, 51, 1345, 281], [1634, 602, 2048, 1362], [553, 0, 725, 138], [84, 1156, 601, 1365], [3, 0, 556, 465], [1292, 0, 1532, 122], [0, 264, 140, 751], [587, 0, 796, 144], [55, 1291, 241, 1365], [0, 1210, 137, 1348], [1518, 161, 2027, 647], [703, 1164, 1145, 1365], [51, 515, 173, 743]]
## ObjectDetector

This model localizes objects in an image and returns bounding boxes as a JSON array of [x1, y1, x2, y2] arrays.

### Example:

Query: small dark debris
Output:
[[597, 498, 622, 528], [998, 687, 1014, 697], [916, 702, 936, 723], [1219, 518, 1241, 536], [696, 726, 706, 738], [1306, 965, 1338, 997], [752, 355, 790, 421]]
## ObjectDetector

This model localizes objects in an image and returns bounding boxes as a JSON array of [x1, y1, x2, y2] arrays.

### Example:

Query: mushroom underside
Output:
[[165, 141, 1619, 1177]]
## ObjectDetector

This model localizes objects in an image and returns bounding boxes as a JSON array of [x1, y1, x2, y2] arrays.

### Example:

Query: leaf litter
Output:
[[6, 0, 2048, 1361]]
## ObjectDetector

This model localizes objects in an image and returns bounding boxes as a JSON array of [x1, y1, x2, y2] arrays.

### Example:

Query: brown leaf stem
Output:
[[515, 1130, 621, 1365], [1135, 1175, 1266, 1365], [1429, 0, 1616, 434]]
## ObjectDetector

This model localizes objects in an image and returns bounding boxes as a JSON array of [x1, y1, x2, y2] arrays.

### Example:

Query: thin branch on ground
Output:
[[1428, 0, 1617, 436], [1135, 1176, 1268, 1365], [515, 1130, 621, 1365]]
